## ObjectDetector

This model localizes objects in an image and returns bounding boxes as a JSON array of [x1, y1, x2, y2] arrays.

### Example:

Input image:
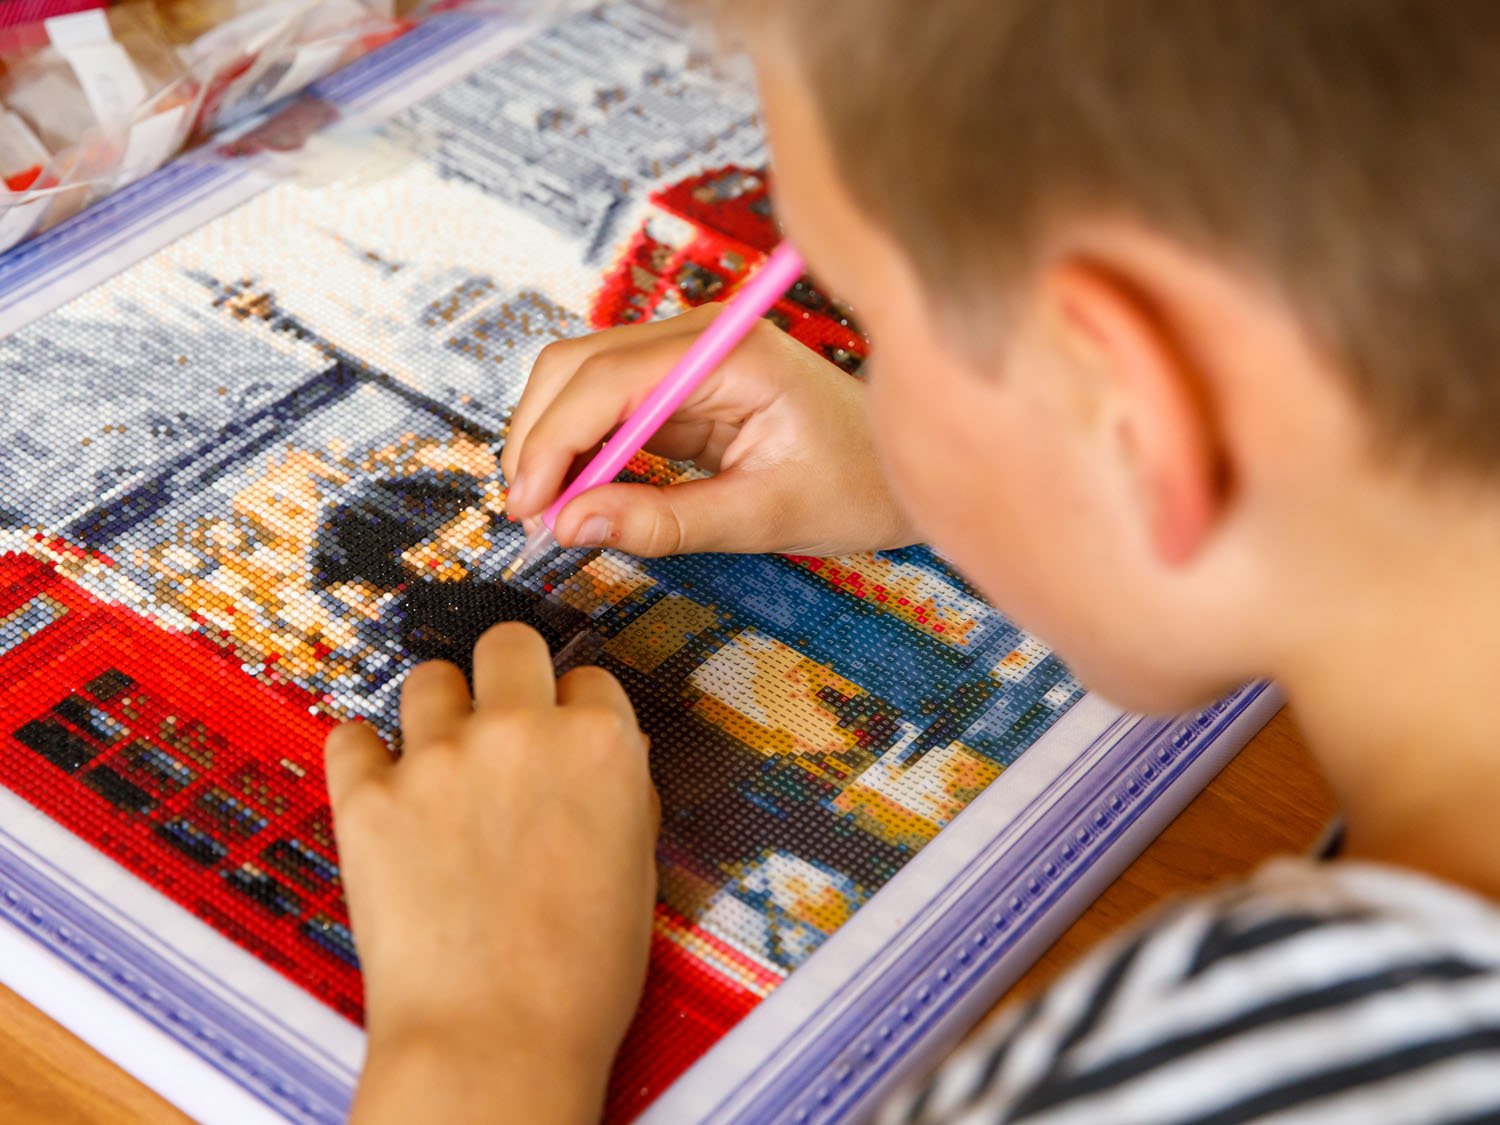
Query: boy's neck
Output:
[[1283, 503, 1500, 900]]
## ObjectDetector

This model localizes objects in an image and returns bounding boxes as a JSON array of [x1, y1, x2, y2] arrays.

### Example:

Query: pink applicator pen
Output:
[[501, 241, 807, 581]]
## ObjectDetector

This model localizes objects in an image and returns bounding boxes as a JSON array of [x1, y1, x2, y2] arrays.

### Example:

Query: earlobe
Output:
[[1051, 259, 1225, 567]]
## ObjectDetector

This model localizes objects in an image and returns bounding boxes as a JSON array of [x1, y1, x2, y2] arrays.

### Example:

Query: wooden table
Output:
[[0, 709, 1335, 1123]]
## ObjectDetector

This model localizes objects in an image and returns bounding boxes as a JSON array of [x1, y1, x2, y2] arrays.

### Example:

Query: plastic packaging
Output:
[[3, 5, 183, 149], [200, 0, 559, 185], [0, 0, 552, 255], [0, 4, 205, 248], [0, 0, 459, 255], [162, 1, 408, 137]]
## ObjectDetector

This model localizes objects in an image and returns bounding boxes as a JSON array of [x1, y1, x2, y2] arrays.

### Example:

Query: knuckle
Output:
[[401, 742, 464, 788], [571, 702, 615, 730], [568, 703, 629, 743], [470, 708, 537, 747], [638, 502, 687, 557], [532, 337, 578, 375], [573, 349, 626, 390], [747, 315, 792, 357], [559, 663, 618, 691], [744, 315, 778, 346]]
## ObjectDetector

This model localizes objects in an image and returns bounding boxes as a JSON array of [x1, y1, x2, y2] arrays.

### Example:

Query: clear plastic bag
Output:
[[0, 3, 202, 251], [199, 0, 557, 182], [1, 4, 185, 149], [162, 0, 409, 136], [0, 0, 554, 255]]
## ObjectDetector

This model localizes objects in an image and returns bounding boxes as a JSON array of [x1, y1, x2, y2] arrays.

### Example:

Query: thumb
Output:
[[551, 476, 788, 557]]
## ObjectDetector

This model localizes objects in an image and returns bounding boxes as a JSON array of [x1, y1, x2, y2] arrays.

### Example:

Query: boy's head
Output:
[[707, 0, 1500, 712]]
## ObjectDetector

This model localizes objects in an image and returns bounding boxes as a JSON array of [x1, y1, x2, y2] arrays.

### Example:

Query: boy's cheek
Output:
[[868, 357, 1086, 634], [870, 346, 1233, 713], [868, 356, 1041, 577]]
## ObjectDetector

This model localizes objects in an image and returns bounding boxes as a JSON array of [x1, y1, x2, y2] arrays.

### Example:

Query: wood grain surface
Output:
[[0, 707, 1335, 1123]]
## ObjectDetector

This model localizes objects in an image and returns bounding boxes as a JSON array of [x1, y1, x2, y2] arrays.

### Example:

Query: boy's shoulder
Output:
[[884, 858, 1500, 1124]]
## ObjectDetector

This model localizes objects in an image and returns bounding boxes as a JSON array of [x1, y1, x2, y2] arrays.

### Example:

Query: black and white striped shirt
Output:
[[881, 859, 1500, 1124]]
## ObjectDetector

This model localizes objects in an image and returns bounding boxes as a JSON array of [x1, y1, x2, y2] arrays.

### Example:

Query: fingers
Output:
[[551, 475, 790, 557], [555, 663, 635, 724], [506, 339, 677, 520], [472, 621, 556, 712], [399, 661, 471, 748], [557, 666, 653, 830], [324, 721, 392, 809], [502, 310, 720, 497]]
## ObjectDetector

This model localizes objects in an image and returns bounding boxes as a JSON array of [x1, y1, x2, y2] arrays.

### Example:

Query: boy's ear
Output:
[[1048, 260, 1225, 566]]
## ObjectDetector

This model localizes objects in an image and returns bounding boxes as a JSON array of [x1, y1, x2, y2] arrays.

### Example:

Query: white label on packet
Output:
[[115, 105, 188, 188], [0, 196, 51, 253], [43, 10, 113, 50], [56, 42, 151, 126]]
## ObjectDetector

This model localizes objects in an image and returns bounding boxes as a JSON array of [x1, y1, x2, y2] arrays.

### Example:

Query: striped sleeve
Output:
[[879, 860, 1500, 1125]]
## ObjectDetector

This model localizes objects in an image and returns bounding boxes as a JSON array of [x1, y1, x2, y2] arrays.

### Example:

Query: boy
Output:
[[323, 1, 1500, 1120]]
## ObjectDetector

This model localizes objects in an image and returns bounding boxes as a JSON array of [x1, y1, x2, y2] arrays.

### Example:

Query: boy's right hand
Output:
[[501, 306, 917, 558]]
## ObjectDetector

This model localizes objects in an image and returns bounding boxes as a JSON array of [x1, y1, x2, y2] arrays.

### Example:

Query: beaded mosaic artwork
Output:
[[0, 3, 1083, 1117]]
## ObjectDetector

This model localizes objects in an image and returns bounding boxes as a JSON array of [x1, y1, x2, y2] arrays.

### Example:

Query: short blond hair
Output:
[[704, 0, 1500, 476]]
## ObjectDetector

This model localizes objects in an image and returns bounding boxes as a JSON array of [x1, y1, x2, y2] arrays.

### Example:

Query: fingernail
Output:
[[574, 516, 611, 547], [521, 515, 542, 538], [506, 475, 529, 513]]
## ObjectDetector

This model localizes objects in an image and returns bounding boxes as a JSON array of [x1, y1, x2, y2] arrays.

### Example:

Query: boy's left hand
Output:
[[325, 622, 659, 1123]]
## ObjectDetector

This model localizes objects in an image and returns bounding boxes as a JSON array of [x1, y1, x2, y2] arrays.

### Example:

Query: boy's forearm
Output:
[[353, 1034, 604, 1124]]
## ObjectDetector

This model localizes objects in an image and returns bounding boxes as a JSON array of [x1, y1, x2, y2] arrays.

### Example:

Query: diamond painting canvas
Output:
[[0, 6, 1278, 1122]]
